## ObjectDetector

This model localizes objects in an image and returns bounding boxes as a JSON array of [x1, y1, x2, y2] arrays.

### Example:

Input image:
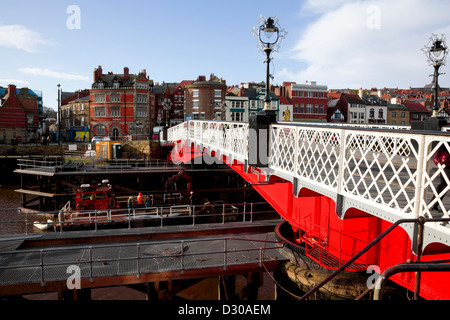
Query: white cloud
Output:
[[19, 67, 90, 82], [0, 24, 51, 53], [280, 0, 450, 89], [0, 79, 29, 86]]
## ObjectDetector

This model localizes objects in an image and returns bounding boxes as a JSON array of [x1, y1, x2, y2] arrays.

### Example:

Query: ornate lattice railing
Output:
[[167, 120, 450, 236]]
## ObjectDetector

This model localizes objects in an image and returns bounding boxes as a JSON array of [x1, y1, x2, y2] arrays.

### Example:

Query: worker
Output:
[[137, 192, 143, 207], [127, 196, 133, 215]]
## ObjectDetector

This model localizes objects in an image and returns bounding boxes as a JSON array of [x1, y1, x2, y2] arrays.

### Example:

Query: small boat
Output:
[[33, 219, 54, 230]]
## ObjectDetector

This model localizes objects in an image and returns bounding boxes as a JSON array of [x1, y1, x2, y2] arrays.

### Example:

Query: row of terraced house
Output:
[[2, 65, 450, 143]]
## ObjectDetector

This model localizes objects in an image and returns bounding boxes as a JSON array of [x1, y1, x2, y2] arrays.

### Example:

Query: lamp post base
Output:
[[248, 109, 277, 167], [411, 116, 447, 131]]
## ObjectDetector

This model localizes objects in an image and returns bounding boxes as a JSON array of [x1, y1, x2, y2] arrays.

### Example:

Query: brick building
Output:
[[0, 84, 40, 143], [184, 74, 227, 120], [275, 81, 328, 122], [90, 66, 154, 140]]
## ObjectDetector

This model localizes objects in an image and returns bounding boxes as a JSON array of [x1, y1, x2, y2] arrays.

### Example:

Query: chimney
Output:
[[359, 88, 363, 98], [124, 67, 129, 82], [94, 65, 102, 82], [8, 84, 16, 96]]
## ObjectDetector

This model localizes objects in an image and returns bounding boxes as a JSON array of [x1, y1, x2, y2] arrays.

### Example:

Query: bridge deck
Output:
[[0, 220, 287, 297]]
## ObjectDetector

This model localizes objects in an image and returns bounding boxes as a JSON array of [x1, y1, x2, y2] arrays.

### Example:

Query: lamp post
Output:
[[423, 34, 448, 117], [248, 16, 287, 167], [253, 16, 287, 112], [162, 98, 173, 127], [57, 84, 61, 145]]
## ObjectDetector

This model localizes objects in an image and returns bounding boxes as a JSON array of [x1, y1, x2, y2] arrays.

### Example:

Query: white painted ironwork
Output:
[[167, 120, 450, 248]]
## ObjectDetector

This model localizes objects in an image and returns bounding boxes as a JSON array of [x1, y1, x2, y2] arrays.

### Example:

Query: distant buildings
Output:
[[5, 62, 450, 144], [0, 84, 40, 143], [225, 82, 280, 122]]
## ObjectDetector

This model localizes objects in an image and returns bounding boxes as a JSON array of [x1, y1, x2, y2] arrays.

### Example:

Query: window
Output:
[[193, 90, 199, 98], [378, 109, 384, 118], [231, 112, 243, 121], [300, 104, 304, 113], [294, 104, 299, 113], [214, 100, 222, 109], [193, 100, 199, 109], [413, 113, 419, 120], [320, 104, 324, 114], [136, 107, 148, 117], [111, 94, 120, 103], [401, 112, 405, 118], [250, 100, 257, 109], [111, 106, 120, 117], [137, 94, 148, 103], [95, 107, 105, 117], [214, 90, 221, 98], [113, 82, 120, 89], [136, 82, 148, 90], [370, 108, 375, 118], [306, 104, 313, 114], [392, 112, 396, 117], [95, 94, 105, 103], [96, 125, 106, 135]]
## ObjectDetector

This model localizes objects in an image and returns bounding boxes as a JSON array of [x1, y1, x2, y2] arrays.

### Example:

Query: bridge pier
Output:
[[59, 288, 92, 300]]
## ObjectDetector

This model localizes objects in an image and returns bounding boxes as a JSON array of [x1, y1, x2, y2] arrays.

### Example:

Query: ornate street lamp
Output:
[[162, 98, 173, 127], [57, 84, 61, 145], [252, 16, 287, 111], [248, 16, 287, 167], [423, 34, 448, 117]]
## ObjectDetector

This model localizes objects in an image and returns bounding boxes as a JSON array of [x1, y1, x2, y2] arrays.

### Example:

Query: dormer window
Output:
[[98, 81, 104, 89], [113, 81, 120, 89]]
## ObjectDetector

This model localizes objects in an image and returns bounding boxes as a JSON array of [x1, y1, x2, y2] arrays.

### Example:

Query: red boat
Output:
[[75, 180, 120, 211]]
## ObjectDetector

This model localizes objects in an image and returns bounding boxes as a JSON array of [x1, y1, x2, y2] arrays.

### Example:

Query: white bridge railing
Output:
[[167, 120, 450, 247]]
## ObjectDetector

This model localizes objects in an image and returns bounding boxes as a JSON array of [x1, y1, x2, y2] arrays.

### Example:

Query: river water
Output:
[[0, 183, 275, 300]]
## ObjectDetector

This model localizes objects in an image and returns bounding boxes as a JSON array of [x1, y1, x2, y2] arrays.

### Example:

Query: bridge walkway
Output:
[[0, 219, 287, 297]]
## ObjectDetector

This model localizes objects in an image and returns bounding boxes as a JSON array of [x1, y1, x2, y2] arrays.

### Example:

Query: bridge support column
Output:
[[60, 288, 91, 300], [248, 111, 277, 167], [218, 275, 236, 300]]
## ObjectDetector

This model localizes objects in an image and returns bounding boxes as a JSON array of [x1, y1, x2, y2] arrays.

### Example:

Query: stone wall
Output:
[[0, 141, 163, 159]]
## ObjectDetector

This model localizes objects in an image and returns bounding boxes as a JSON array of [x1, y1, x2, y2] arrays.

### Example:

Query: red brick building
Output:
[[275, 81, 328, 122], [0, 84, 40, 143], [184, 74, 227, 120], [90, 66, 155, 140]]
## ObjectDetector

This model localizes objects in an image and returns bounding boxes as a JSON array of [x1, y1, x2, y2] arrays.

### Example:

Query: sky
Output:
[[1, 0, 450, 111]]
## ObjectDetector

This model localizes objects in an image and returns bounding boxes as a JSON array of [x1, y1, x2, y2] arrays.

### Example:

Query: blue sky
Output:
[[1, 0, 450, 110]]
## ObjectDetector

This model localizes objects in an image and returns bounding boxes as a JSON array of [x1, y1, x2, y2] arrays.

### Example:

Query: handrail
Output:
[[373, 260, 450, 300], [0, 236, 284, 287], [299, 217, 450, 300], [167, 120, 450, 247], [0, 201, 278, 236]]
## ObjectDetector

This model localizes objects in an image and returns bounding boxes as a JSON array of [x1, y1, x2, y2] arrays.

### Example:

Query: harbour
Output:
[[0, 146, 410, 302]]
